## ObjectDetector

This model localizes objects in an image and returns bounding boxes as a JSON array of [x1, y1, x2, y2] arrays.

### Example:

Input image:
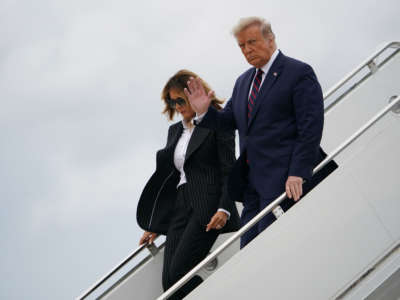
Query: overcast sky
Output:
[[1, 0, 399, 299]]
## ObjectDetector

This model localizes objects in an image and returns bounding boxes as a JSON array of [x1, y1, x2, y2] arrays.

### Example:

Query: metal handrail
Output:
[[157, 95, 400, 300], [76, 238, 160, 300], [323, 41, 400, 109]]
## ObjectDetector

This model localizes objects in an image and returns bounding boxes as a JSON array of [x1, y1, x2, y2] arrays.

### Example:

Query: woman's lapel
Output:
[[185, 126, 210, 163]]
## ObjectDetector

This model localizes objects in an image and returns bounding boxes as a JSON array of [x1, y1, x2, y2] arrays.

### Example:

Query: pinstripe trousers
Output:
[[162, 184, 219, 300]]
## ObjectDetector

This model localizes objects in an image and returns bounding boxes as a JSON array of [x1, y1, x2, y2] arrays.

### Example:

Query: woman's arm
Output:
[[206, 129, 236, 231], [215, 129, 236, 211]]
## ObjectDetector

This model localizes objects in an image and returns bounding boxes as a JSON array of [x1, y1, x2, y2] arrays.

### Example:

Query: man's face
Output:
[[236, 24, 274, 68]]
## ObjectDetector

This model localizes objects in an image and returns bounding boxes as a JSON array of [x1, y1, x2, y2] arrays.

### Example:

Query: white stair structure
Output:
[[77, 41, 400, 300]]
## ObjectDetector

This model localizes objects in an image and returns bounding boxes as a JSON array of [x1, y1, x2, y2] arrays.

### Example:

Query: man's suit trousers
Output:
[[240, 184, 295, 249]]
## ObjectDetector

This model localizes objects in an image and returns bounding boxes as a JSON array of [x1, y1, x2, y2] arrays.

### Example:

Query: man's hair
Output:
[[232, 17, 275, 40]]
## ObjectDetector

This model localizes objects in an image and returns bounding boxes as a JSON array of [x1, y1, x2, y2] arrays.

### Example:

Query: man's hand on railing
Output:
[[285, 176, 303, 201], [139, 231, 158, 245]]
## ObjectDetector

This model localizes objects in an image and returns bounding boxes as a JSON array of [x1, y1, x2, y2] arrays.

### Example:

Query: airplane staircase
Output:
[[77, 41, 400, 300]]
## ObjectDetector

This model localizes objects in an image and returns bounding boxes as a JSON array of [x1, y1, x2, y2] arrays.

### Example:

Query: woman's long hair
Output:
[[161, 69, 224, 120]]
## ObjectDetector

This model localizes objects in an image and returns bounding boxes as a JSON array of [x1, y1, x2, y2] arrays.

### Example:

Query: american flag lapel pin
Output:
[[273, 72, 278, 77]]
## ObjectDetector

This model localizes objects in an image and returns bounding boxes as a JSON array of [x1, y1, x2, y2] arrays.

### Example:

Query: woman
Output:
[[136, 69, 240, 299]]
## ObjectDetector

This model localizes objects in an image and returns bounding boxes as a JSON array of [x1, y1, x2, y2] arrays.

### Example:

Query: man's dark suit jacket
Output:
[[137, 121, 241, 235], [200, 52, 338, 202]]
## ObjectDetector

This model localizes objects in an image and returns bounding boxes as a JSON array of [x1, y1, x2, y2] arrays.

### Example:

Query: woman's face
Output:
[[169, 88, 196, 122]]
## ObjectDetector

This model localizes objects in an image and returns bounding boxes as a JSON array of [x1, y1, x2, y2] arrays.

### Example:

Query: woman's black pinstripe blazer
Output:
[[137, 121, 241, 235]]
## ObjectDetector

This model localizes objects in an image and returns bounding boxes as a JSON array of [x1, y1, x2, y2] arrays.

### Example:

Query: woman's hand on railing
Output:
[[139, 231, 158, 245], [206, 211, 228, 232]]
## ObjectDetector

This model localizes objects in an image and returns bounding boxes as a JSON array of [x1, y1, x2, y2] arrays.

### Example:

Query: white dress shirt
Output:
[[174, 120, 194, 187], [173, 120, 230, 218]]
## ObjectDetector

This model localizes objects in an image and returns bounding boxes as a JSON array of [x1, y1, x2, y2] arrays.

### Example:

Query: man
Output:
[[185, 17, 337, 248]]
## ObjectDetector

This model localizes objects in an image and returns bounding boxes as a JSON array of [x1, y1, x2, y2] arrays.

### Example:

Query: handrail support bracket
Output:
[[367, 60, 378, 74], [147, 243, 159, 257], [389, 95, 400, 114]]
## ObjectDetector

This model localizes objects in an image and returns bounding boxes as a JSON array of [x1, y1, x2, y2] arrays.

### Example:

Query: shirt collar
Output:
[[259, 48, 279, 75], [181, 119, 194, 129]]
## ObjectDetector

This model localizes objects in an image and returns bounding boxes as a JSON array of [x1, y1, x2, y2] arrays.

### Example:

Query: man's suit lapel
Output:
[[185, 126, 210, 162], [247, 52, 285, 129]]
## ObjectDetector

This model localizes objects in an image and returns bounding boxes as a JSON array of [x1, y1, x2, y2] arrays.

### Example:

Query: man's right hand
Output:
[[184, 77, 213, 115], [139, 231, 158, 245]]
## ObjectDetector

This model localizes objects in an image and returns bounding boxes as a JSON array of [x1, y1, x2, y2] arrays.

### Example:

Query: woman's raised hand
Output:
[[184, 77, 214, 115]]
